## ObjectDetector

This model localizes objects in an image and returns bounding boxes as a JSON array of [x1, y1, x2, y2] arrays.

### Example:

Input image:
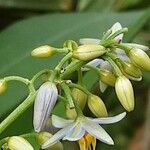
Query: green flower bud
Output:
[[88, 94, 108, 117], [66, 105, 77, 119], [8, 136, 34, 150], [100, 69, 116, 86], [0, 79, 7, 95], [31, 45, 56, 58], [72, 88, 87, 110], [115, 76, 134, 112], [129, 49, 150, 71], [73, 44, 106, 61], [37, 132, 63, 150], [122, 62, 142, 78]]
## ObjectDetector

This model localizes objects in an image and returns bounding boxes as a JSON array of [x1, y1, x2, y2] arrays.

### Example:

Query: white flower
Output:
[[33, 82, 58, 132], [42, 112, 126, 149]]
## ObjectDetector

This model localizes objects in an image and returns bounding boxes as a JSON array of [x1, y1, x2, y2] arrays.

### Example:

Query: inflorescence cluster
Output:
[[0, 22, 150, 150]]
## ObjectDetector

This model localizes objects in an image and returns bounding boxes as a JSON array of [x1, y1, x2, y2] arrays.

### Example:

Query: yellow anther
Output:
[[78, 137, 87, 150], [85, 134, 96, 150]]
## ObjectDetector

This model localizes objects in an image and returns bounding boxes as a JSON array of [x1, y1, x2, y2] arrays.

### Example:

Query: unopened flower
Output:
[[88, 94, 108, 117], [33, 82, 58, 132], [37, 132, 63, 150], [72, 88, 87, 110], [129, 48, 150, 71], [0, 79, 7, 95], [115, 76, 134, 112], [66, 105, 77, 119], [31, 45, 56, 58], [7, 136, 33, 150], [73, 44, 106, 61], [42, 112, 126, 149]]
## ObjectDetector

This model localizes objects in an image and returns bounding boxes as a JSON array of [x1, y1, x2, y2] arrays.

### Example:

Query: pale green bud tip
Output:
[[115, 76, 134, 112], [38, 132, 63, 150], [0, 79, 7, 95], [73, 44, 106, 61], [88, 94, 108, 117], [31, 45, 55, 58], [129, 49, 150, 71], [8, 136, 34, 150]]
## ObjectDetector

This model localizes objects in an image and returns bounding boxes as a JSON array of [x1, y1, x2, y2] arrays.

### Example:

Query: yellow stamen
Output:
[[78, 137, 87, 150]]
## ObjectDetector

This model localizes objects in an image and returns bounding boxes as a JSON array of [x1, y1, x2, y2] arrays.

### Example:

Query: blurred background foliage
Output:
[[0, 0, 150, 150]]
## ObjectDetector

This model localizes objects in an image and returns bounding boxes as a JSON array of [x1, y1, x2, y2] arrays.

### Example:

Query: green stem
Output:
[[0, 91, 36, 135], [49, 52, 73, 82], [0, 132, 38, 147], [61, 82, 75, 109], [67, 83, 91, 96], [101, 29, 112, 41], [77, 69, 83, 85], [4, 76, 30, 85], [103, 56, 122, 76], [54, 48, 69, 54]]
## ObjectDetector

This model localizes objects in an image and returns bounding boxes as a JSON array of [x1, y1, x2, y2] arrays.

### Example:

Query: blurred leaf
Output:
[[0, 0, 73, 11], [0, 10, 149, 149]]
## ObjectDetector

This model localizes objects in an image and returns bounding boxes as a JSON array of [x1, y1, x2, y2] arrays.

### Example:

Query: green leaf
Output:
[[0, 10, 149, 149]]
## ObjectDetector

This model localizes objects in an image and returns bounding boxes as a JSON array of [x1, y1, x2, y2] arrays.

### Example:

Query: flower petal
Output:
[[110, 22, 123, 42], [42, 124, 73, 149], [116, 49, 130, 62], [99, 81, 108, 93], [79, 38, 100, 45], [52, 115, 73, 128], [82, 119, 114, 145], [100, 60, 112, 71], [63, 123, 85, 141], [91, 112, 126, 124], [124, 43, 149, 51]]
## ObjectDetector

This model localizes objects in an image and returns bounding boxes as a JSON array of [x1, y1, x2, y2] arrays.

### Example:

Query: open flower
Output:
[[33, 82, 58, 132], [42, 112, 126, 149]]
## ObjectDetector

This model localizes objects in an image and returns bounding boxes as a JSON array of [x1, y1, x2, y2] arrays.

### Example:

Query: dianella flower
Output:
[[7, 136, 34, 150], [42, 112, 126, 149], [115, 76, 134, 112], [33, 82, 58, 132]]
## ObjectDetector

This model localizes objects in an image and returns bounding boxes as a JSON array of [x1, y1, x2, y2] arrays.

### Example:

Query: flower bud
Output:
[[31, 45, 56, 58], [66, 105, 77, 119], [72, 88, 87, 110], [129, 49, 150, 71], [8, 136, 33, 150], [33, 82, 58, 132], [99, 69, 116, 86], [115, 76, 134, 112], [122, 62, 142, 78], [88, 94, 108, 117], [0, 79, 7, 95], [37, 132, 63, 150], [73, 44, 106, 61]]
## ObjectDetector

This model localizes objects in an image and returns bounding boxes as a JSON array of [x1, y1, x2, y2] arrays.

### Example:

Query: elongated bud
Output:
[[37, 132, 63, 150], [88, 94, 108, 117], [99, 69, 116, 86], [66, 105, 77, 119], [0, 79, 7, 95], [72, 88, 87, 110], [129, 49, 150, 71], [122, 62, 142, 78], [73, 44, 106, 61], [115, 76, 134, 112], [31, 45, 56, 58], [33, 82, 58, 132], [8, 136, 34, 150]]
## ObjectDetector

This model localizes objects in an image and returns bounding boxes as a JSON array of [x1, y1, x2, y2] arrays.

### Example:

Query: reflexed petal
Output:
[[100, 60, 112, 71], [99, 81, 108, 93], [110, 22, 123, 42], [42, 124, 73, 149], [91, 112, 126, 124], [82, 119, 114, 145], [116, 49, 130, 62], [33, 82, 58, 132], [79, 38, 100, 45], [124, 43, 149, 51], [63, 123, 85, 141], [52, 115, 73, 128], [127, 75, 142, 82]]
